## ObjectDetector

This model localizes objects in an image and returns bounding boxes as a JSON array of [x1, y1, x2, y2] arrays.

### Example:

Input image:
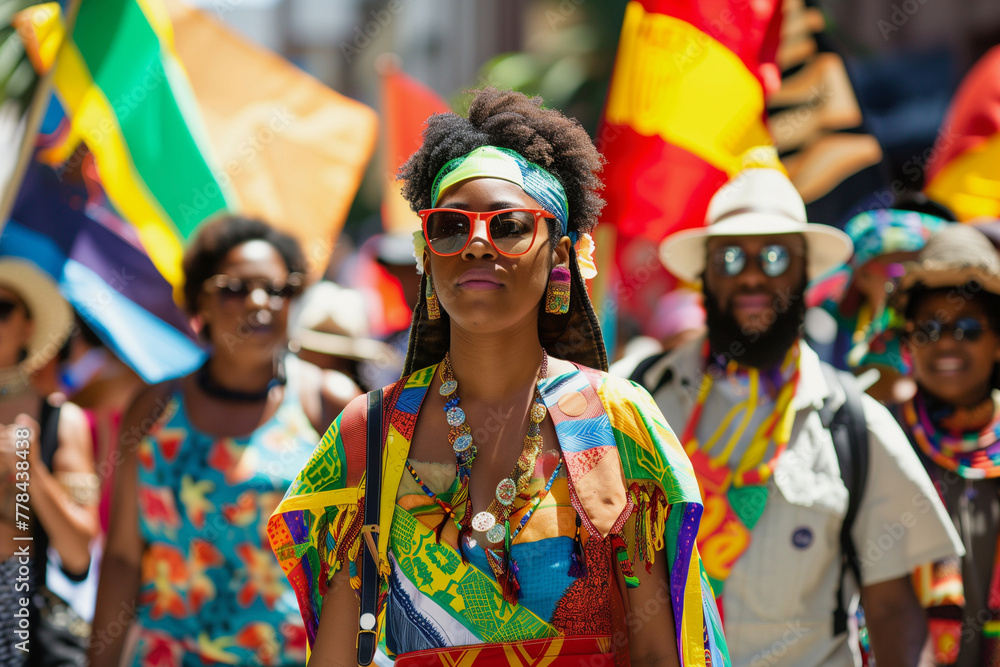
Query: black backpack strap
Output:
[[357, 389, 384, 666], [38, 399, 61, 470], [31, 400, 63, 588], [34, 400, 90, 584], [628, 351, 672, 395], [819, 363, 869, 636]]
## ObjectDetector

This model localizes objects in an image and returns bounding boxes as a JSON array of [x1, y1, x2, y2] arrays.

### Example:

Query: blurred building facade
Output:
[[191, 0, 524, 102]]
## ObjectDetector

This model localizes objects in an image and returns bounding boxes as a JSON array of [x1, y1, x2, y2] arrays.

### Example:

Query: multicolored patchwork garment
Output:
[[268, 363, 729, 665], [133, 356, 317, 666]]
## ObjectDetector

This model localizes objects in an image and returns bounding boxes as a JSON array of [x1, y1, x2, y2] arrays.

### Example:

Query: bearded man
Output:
[[619, 169, 963, 667]]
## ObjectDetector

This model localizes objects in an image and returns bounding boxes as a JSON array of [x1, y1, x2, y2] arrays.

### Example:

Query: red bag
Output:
[[393, 634, 617, 666]]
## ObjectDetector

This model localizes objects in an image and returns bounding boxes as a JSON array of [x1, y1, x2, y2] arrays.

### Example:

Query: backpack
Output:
[[629, 353, 869, 637]]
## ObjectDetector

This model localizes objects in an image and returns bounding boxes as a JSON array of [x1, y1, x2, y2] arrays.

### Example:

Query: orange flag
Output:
[[166, 0, 378, 279]]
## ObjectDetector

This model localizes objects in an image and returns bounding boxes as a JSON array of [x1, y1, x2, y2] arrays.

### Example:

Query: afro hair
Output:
[[398, 87, 605, 243], [182, 215, 306, 315]]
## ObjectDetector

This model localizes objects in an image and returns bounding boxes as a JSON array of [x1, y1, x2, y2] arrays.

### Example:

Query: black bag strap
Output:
[[39, 399, 61, 470], [357, 389, 384, 666], [819, 363, 869, 636], [32, 400, 63, 589]]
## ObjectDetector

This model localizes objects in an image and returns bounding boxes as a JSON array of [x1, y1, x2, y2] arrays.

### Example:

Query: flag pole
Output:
[[0, 0, 84, 232]]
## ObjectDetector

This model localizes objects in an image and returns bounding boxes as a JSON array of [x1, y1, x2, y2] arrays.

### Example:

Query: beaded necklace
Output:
[[902, 392, 1000, 479], [406, 351, 551, 602], [680, 343, 801, 486]]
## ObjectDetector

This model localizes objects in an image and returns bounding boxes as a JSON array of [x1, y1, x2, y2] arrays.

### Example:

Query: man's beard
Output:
[[704, 281, 807, 370]]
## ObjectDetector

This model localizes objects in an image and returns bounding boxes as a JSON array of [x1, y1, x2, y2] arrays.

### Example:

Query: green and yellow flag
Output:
[[18, 0, 377, 287]]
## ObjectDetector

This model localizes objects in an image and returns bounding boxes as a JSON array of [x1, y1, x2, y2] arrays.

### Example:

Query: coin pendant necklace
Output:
[[438, 350, 548, 548]]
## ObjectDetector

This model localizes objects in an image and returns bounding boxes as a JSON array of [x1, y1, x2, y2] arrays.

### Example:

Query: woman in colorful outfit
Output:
[[810, 206, 947, 403], [269, 88, 728, 666], [89, 217, 361, 667], [894, 225, 1000, 667]]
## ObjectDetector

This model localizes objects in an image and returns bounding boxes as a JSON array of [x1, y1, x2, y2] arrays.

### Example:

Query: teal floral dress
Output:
[[133, 356, 319, 666]]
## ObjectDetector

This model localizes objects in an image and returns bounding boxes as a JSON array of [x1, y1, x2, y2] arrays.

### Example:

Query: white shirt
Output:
[[618, 336, 964, 667]]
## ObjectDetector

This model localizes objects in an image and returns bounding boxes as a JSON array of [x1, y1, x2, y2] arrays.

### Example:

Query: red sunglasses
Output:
[[418, 208, 551, 257]]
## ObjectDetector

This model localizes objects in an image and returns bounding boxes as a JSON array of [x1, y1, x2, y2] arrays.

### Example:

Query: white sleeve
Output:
[[851, 395, 965, 586]]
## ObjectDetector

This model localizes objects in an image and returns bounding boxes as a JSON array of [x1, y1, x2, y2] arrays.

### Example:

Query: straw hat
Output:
[[894, 224, 1000, 311], [0, 258, 73, 373], [291, 282, 394, 361], [659, 169, 853, 283]]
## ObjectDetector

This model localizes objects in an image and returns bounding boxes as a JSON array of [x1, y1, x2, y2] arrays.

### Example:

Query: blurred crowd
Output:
[[2, 169, 998, 665]]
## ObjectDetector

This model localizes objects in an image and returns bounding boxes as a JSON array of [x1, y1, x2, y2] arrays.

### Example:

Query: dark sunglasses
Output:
[[907, 317, 987, 343], [0, 299, 19, 322], [417, 208, 552, 257], [710, 244, 795, 278], [203, 273, 303, 309]]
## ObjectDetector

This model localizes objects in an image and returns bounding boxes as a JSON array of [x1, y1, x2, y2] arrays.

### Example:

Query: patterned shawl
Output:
[[267, 364, 729, 666]]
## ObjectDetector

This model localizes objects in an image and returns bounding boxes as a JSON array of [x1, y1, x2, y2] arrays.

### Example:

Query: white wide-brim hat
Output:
[[0, 258, 73, 373], [659, 169, 853, 283]]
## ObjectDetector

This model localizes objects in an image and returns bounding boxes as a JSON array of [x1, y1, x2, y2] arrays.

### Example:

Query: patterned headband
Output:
[[430, 146, 572, 241]]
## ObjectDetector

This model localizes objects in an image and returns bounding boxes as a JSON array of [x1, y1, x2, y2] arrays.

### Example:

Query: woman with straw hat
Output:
[[0, 257, 99, 665], [269, 88, 728, 667], [894, 224, 1000, 666]]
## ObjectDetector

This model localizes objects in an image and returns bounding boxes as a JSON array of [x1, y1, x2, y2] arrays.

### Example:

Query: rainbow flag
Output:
[[5, 0, 377, 381], [1, 153, 205, 383], [20, 0, 235, 289], [16, 0, 377, 287], [598, 0, 782, 325], [924, 45, 1000, 222]]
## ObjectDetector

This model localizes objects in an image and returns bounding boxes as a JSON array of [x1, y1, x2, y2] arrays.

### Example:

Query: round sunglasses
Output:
[[203, 273, 304, 311], [710, 244, 795, 278], [906, 316, 987, 343], [418, 208, 552, 257]]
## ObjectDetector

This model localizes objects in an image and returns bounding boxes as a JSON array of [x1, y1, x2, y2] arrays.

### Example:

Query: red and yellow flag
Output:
[[924, 45, 1000, 222], [598, 0, 783, 324]]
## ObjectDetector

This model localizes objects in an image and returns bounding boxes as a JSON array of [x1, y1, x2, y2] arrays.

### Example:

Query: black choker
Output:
[[196, 356, 287, 402]]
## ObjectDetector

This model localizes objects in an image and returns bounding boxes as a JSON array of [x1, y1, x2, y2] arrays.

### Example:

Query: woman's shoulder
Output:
[[40, 396, 92, 457], [566, 362, 663, 418], [333, 391, 372, 433], [566, 361, 701, 501], [310, 372, 427, 489], [122, 379, 180, 426]]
